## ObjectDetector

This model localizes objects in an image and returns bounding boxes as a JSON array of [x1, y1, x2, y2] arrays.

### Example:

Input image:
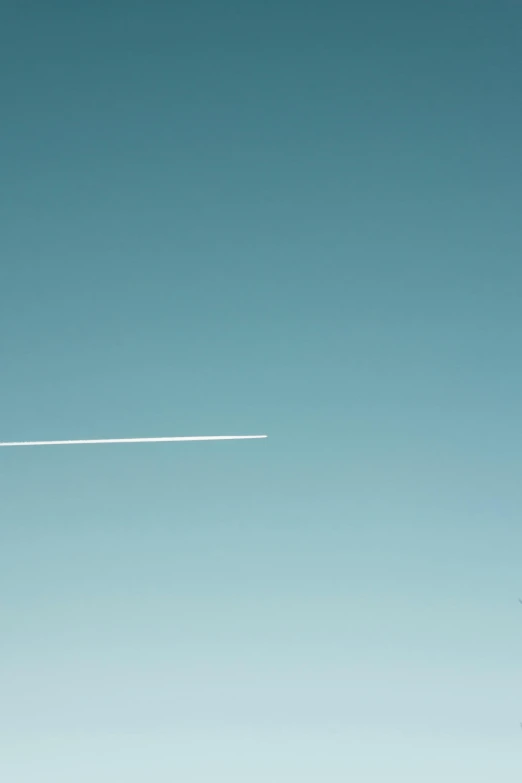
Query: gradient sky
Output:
[[1, 1, 522, 780]]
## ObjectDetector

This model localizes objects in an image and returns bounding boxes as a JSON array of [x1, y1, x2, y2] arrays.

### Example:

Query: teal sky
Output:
[[1, 1, 522, 780]]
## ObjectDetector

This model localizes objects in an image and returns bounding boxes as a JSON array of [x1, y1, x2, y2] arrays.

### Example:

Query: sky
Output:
[[1, 1, 522, 780]]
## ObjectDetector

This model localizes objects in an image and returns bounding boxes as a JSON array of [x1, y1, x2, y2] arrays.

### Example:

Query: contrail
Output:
[[0, 435, 267, 448]]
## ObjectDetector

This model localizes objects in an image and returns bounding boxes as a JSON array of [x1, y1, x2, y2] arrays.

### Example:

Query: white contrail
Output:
[[0, 435, 267, 448]]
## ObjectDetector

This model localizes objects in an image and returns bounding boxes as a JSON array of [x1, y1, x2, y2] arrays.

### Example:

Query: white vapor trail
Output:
[[0, 435, 267, 448]]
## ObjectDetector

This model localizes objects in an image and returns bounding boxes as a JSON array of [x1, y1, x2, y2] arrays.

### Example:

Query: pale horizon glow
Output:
[[0, 435, 268, 447]]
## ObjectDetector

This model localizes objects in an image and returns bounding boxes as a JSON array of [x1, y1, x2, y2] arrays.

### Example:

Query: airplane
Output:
[[0, 434, 267, 448]]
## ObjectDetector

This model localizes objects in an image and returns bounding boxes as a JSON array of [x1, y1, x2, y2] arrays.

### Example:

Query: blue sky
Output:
[[1, 2, 522, 780]]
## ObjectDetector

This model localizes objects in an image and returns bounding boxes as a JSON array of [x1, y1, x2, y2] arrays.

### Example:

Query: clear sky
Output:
[[1, 1, 521, 780]]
